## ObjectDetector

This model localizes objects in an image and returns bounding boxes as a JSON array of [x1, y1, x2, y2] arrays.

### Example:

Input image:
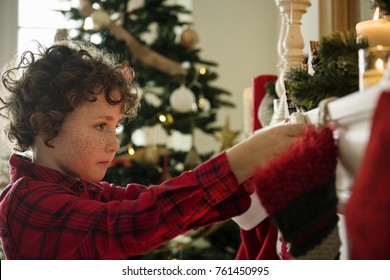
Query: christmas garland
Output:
[[78, 0, 186, 76], [285, 31, 369, 111]]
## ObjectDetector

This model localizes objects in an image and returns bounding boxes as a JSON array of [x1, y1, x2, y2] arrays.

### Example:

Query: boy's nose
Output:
[[107, 134, 120, 153]]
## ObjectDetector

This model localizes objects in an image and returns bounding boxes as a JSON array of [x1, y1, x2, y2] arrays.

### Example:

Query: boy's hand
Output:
[[226, 123, 308, 183]]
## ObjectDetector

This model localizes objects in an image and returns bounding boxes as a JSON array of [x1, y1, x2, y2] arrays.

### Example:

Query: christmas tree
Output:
[[61, 0, 241, 259]]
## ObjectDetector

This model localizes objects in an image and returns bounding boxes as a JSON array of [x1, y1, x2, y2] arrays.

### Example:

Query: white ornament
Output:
[[144, 92, 162, 107], [128, 0, 145, 12], [170, 85, 196, 113]]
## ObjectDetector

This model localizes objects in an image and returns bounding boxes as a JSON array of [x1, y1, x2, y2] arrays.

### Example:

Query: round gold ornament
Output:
[[180, 28, 199, 49]]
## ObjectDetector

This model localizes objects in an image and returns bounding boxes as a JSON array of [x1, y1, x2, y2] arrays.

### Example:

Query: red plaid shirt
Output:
[[0, 153, 251, 259]]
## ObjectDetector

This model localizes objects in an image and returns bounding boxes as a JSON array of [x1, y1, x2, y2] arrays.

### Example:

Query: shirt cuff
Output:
[[193, 151, 242, 206], [232, 192, 269, 230]]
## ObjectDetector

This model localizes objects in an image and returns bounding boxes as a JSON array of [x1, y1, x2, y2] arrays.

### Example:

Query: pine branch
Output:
[[286, 31, 369, 110]]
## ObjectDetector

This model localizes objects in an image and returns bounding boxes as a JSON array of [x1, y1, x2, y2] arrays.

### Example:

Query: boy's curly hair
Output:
[[0, 40, 140, 152]]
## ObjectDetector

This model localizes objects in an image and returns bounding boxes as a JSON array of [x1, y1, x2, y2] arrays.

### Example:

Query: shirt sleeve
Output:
[[6, 152, 251, 259]]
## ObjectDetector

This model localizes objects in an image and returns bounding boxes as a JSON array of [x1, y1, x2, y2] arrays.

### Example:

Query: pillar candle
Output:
[[356, 8, 390, 47]]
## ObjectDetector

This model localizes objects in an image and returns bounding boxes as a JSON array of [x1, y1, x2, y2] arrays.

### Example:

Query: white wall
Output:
[[302, 0, 320, 54]]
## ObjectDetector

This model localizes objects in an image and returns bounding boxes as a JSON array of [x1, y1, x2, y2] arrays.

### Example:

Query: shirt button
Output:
[[78, 184, 85, 191]]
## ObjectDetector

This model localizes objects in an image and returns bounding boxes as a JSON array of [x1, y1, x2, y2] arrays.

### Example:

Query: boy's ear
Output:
[[29, 112, 46, 138], [29, 113, 55, 148]]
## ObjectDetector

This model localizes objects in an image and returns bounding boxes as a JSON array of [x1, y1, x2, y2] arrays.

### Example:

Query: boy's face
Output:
[[38, 90, 122, 182]]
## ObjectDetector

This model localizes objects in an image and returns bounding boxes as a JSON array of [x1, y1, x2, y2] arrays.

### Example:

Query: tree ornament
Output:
[[197, 95, 211, 112], [214, 117, 240, 152], [184, 146, 202, 170], [89, 9, 111, 31], [144, 143, 160, 164], [128, 0, 145, 13], [258, 92, 275, 127], [180, 27, 199, 49], [170, 85, 197, 113], [144, 92, 163, 107]]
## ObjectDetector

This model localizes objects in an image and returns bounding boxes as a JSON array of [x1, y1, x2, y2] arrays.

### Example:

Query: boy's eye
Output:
[[96, 124, 106, 130], [96, 123, 123, 134]]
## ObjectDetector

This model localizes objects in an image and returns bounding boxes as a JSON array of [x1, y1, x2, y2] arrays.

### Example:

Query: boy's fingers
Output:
[[284, 123, 309, 136]]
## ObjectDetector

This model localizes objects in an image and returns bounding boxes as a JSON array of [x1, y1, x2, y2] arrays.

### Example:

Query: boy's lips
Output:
[[97, 160, 111, 167]]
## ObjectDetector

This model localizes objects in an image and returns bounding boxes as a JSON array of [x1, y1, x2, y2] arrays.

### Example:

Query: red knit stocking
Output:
[[254, 126, 340, 259]]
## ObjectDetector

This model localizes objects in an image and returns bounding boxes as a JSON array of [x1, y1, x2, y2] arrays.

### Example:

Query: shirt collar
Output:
[[8, 154, 102, 191]]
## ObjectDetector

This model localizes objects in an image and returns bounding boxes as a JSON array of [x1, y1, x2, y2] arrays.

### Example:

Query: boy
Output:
[[0, 40, 306, 259]]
